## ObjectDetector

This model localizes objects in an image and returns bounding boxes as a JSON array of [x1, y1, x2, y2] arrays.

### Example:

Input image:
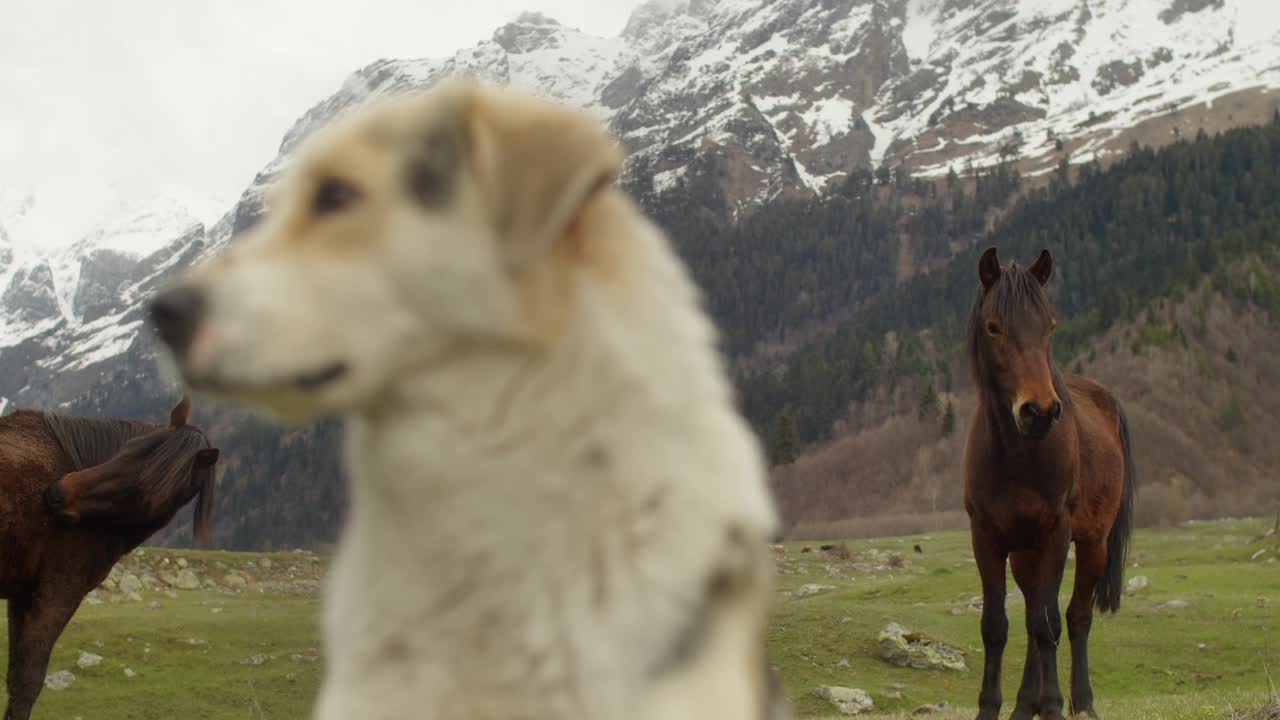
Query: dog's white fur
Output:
[[163, 80, 784, 719]]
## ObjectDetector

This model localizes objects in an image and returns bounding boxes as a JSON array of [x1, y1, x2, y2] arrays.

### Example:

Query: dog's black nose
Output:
[[149, 286, 206, 357]]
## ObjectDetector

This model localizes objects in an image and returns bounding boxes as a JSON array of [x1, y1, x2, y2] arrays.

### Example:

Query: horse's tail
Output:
[[191, 462, 216, 549], [1096, 402, 1136, 613]]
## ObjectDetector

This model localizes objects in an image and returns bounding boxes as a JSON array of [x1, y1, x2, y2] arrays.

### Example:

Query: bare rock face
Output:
[[3, 263, 58, 324]]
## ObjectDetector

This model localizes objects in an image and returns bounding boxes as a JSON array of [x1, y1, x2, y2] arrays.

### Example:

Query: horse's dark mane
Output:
[[965, 262, 1070, 402], [141, 426, 210, 499], [40, 413, 159, 472]]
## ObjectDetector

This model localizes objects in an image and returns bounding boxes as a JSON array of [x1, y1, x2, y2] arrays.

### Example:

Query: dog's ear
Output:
[[463, 88, 624, 270]]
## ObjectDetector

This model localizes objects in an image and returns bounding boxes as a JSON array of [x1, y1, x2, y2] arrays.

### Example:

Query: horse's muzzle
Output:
[[1017, 399, 1062, 439]]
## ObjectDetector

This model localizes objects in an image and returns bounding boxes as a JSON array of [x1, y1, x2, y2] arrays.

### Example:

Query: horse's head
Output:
[[45, 397, 221, 546], [967, 247, 1063, 439]]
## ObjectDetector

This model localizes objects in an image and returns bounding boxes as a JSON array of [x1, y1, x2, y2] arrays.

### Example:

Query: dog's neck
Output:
[[344, 226, 736, 539]]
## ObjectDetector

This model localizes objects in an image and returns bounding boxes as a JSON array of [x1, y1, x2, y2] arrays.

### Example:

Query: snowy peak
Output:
[[492, 12, 568, 53], [875, 0, 1280, 176]]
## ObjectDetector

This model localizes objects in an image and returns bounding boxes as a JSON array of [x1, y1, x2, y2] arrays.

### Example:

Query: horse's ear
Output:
[[979, 247, 1002, 290], [194, 448, 220, 468], [170, 395, 191, 428], [1029, 248, 1053, 286]]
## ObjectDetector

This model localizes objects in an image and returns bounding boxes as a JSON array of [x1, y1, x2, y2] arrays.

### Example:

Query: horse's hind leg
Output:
[[4, 588, 80, 720], [1066, 540, 1107, 719]]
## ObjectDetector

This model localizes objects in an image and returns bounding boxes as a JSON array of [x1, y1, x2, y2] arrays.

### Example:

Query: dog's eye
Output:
[[313, 179, 361, 216]]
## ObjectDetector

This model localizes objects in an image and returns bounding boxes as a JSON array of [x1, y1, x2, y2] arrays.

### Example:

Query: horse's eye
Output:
[[986, 322, 1002, 336], [313, 179, 361, 216]]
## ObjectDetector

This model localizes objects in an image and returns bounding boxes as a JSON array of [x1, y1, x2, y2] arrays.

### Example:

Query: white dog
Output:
[[150, 80, 788, 720]]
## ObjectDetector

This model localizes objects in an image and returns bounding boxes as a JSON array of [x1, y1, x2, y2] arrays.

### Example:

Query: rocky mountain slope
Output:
[[0, 0, 1275, 549]]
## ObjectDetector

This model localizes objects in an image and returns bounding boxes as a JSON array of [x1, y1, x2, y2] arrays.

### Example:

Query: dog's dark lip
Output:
[[293, 363, 349, 390]]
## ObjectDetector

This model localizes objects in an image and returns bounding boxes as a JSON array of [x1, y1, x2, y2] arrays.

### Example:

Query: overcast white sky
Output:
[[0, 0, 641, 245]]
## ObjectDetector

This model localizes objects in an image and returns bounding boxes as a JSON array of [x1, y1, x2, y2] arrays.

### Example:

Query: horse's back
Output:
[[0, 410, 66, 478]]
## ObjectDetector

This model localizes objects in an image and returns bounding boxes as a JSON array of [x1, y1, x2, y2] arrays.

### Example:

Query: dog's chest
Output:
[[322, 419, 720, 718]]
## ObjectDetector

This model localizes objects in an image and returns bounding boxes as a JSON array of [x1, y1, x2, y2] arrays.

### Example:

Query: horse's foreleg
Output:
[[3, 589, 80, 720], [971, 527, 1009, 720], [1012, 523, 1070, 720], [1066, 540, 1106, 719], [1010, 551, 1043, 719]]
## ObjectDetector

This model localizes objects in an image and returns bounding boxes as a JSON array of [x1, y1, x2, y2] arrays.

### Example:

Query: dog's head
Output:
[[149, 81, 623, 421]]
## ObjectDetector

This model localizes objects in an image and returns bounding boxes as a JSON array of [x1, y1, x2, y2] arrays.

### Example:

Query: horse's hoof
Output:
[[1072, 712, 1100, 720]]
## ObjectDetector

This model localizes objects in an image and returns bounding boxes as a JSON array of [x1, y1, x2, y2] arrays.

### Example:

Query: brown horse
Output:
[[0, 396, 218, 720], [963, 248, 1135, 720]]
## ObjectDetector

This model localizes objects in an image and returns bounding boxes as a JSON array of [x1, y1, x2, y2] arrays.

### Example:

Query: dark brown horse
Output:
[[0, 396, 218, 720], [963, 248, 1135, 720]]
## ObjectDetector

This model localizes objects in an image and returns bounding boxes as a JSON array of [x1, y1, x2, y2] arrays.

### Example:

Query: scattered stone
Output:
[[1157, 599, 1189, 610], [175, 569, 201, 590], [240, 654, 270, 666], [76, 651, 103, 669], [178, 638, 208, 646], [1251, 548, 1268, 561], [289, 653, 320, 663], [211, 608, 224, 615], [878, 623, 967, 672], [44, 671, 76, 690], [815, 685, 874, 715], [176, 558, 189, 568], [913, 702, 951, 715], [260, 558, 273, 570], [792, 583, 836, 599], [165, 591, 179, 600], [949, 608, 964, 616], [836, 658, 850, 668], [286, 672, 298, 683], [223, 573, 248, 589], [1126, 575, 1149, 594], [118, 573, 142, 594], [125, 591, 143, 603], [883, 689, 903, 700], [124, 668, 138, 678]]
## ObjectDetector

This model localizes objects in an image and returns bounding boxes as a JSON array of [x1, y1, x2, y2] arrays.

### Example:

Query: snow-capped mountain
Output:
[[4, 0, 1278, 407]]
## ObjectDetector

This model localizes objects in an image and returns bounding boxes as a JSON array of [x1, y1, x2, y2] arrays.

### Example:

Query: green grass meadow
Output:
[[5, 519, 1278, 719]]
